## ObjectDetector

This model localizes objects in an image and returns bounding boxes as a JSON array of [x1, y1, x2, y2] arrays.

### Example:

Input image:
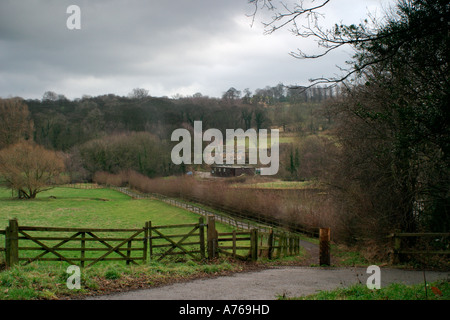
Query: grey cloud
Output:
[[0, 0, 396, 99]]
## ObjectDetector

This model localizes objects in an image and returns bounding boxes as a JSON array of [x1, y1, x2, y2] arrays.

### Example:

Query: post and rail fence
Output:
[[3, 221, 447, 269], [1, 219, 149, 268], [149, 218, 206, 262], [110, 186, 320, 238], [388, 232, 450, 264], [0, 216, 305, 269], [4, 185, 447, 269]]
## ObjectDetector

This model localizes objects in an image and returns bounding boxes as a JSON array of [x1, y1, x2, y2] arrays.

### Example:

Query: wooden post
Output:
[[250, 228, 258, 261], [199, 218, 205, 260], [392, 233, 402, 264], [80, 232, 86, 268], [126, 240, 132, 265], [143, 222, 149, 263], [285, 235, 289, 256], [5, 219, 19, 268], [5, 226, 10, 267], [286, 235, 290, 256], [276, 234, 282, 258], [149, 221, 153, 261], [282, 234, 287, 257], [207, 216, 218, 260], [289, 236, 293, 256], [319, 227, 331, 266], [292, 236, 295, 255], [268, 229, 274, 260], [278, 234, 283, 257], [232, 230, 237, 258]]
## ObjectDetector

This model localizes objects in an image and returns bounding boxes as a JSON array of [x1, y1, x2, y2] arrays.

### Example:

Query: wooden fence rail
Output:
[[1, 219, 149, 268], [0, 216, 305, 269], [207, 215, 301, 261], [149, 218, 206, 261], [112, 186, 270, 233], [256, 229, 301, 260], [111, 186, 317, 237], [217, 230, 254, 261], [389, 232, 450, 264]]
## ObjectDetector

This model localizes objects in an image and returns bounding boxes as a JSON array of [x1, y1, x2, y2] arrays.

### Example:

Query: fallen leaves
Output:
[[431, 286, 442, 296]]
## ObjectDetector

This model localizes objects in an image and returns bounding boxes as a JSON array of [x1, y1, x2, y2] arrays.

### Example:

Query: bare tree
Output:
[[248, 0, 417, 89], [222, 87, 241, 104], [42, 91, 59, 101], [128, 88, 149, 99], [0, 142, 66, 199], [241, 106, 253, 130]]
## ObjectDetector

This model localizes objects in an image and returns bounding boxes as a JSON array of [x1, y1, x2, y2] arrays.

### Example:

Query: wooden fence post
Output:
[[282, 233, 287, 257], [199, 217, 205, 260], [149, 221, 153, 260], [5, 219, 19, 268], [292, 235, 296, 255], [276, 234, 282, 259], [268, 228, 274, 260], [80, 232, 86, 268], [392, 233, 402, 264], [319, 227, 331, 266], [250, 228, 258, 261], [143, 221, 149, 263], [207, 216, 218, 260], [4, 226, 10, 267], [289, 236, 293, 256], [232, 230, 237, 258], [126, 240, 132, 265]]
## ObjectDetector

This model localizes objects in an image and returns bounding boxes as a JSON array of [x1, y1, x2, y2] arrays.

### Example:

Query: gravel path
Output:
[[87, 266, 449, 300]]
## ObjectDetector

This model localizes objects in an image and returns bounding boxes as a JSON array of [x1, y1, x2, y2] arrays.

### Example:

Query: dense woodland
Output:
[[28, 85, 334, 149], [17, 84, 333, 181]]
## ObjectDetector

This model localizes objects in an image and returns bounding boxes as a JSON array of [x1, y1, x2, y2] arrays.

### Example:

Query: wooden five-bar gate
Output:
[[1, 219, 149, 268], [149, 218, 206, 261], [0, 217, 303, 269]]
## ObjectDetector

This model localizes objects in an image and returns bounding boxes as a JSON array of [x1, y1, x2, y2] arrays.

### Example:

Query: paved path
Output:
[[87, 266, 449, 300]]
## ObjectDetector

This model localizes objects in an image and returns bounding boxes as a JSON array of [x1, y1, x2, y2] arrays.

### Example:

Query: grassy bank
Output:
[[0, 259, 250, 300], [281, 280, 449, 300]]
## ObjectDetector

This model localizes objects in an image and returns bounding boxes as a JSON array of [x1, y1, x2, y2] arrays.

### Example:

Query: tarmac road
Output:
[[86, 266, 449, 300]]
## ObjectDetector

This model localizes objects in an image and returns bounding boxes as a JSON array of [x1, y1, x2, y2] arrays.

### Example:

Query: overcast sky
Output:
[[0, 0, 396, 100]]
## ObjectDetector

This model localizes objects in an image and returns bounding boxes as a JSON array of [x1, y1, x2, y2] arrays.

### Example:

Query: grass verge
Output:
[[0, 259, 250, 300], [280, 280, 450, 300]]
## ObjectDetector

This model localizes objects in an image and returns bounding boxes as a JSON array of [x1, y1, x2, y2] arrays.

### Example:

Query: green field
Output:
[[0, 187, 219, 229], [0, 186, 246, 299], [0, 187, 239, 262]]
